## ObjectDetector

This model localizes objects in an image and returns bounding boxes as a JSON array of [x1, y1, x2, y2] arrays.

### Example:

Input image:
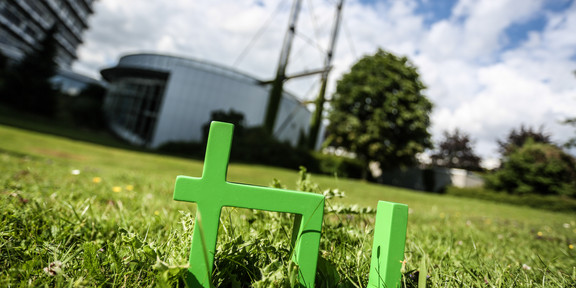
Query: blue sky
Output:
[[412, 0, 574, 55], [74, 0, 576, 167]]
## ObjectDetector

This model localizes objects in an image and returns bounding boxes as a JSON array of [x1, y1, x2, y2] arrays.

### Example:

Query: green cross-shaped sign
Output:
[[174, 121, 325, 287], [174, 121, 408, 288]]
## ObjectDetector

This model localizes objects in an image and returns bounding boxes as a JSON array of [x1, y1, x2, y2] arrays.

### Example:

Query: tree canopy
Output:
[[0, 26, 58, 117], [563, 118, 576, 149], [431, 129, 482, 171], [486, 141, 576, 197], [325, 49, 433, 174], [564, 72, 576, 148], [497, 125, 552, 157], [489, 124, 576, 197]]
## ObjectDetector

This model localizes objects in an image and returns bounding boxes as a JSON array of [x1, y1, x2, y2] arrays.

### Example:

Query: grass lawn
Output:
[[1, 123, 575, 287]]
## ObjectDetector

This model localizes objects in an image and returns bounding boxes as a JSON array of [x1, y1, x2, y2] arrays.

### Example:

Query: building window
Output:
[[105, 77, 167, 145], [1, 5, 22, 27]]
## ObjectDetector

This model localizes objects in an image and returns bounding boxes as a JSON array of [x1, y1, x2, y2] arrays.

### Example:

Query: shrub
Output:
[[486, 141, 576, 197], [231, 126, 315, 170], [68, 84, 107, 129], [310, 152, 364, 179], [157, 110, 315, 170], [156, 141, 205, 159], [160, 110, 366, 174], [497, 125, 552, 157]]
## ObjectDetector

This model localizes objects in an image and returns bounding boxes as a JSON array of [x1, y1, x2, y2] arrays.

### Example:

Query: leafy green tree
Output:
[[563, 72, 576, 148], [431, 129, 482, 171], [0, 26, 59, 117], [563, 118, 576, 149], [486, 140, 576, 197], [497, 125, 551, 157], [325, 49, 433, 176]]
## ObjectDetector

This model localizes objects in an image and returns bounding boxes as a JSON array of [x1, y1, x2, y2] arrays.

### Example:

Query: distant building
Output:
[[379, 167, 484, 193], [101, 53, 316, 149], [0, 0, 95, 67], [51, 68, 104, 96]]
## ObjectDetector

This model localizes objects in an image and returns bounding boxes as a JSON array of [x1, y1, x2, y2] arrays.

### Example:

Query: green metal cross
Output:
[[173, 121, 325, 287]]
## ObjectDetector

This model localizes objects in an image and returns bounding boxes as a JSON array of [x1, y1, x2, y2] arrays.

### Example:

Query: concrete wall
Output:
[[379, 167, 484, 192], [449, 168, 484, 188]]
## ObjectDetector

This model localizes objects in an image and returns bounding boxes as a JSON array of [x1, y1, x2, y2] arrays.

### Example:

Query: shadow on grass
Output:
[[0, 104, 144, 151], [446, 186, 576, 214]]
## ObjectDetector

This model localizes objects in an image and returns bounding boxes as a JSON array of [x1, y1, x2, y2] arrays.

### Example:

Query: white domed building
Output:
[[101, 53, 314, 148]]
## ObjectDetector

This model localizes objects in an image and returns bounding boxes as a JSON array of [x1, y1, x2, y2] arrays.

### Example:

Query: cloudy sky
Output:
[[73, 0, 576, 167]]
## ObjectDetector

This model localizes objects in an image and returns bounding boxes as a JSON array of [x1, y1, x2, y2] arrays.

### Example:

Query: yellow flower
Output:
[[537, 231, 543, 237], [569, 244, 574, 250], [92, 177, 102, 183], [112, 186, 122, 193], [125, 185, 134, 191], [154, 210, 160, 216]]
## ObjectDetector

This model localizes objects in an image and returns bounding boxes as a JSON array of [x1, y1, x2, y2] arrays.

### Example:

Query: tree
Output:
[[563, 118, 576, 149], [0, 26, 59, 117], [68, 83, 107, 129], [325, 49, 433, 176], [431, 129, 482, 171], [486, 141, 576, 197], [497, 125, 552, 157], [0, 51, 10, 100], [563, 72, 576, 148]]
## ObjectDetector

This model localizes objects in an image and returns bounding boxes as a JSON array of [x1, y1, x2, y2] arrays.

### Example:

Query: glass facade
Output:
[[104, 77, 167, 146], [0, 0, 94, 67], [101, 54, 314, 149]]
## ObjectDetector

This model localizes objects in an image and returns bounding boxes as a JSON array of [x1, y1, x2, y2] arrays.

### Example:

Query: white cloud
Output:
[[412, 0, 576, 159], [73, 0, 576, 160]]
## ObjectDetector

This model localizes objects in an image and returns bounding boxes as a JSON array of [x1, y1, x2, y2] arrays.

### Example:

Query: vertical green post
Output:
[[367, 201, 409, 288]]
